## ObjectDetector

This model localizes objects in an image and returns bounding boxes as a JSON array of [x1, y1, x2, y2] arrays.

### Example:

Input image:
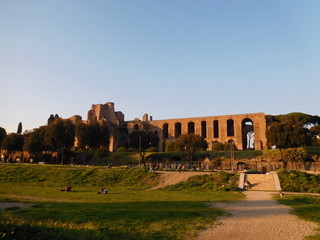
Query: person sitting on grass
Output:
[[98, 187, 108, 194], [61, 184, 72, 192]]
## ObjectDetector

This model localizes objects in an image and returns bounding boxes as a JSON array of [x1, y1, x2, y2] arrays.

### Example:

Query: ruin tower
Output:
[[87, 102, 125, 151]]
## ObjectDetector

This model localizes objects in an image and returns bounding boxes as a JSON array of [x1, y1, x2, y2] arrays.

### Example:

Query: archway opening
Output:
[[213, 120, 219, 138], [227, 119, 234, 136], [188, 122, 195, 134], [201, 121, 207, 138], [242, 118, 254, 150], [163, 123, 169, 139], [175, 122, 182, 138]]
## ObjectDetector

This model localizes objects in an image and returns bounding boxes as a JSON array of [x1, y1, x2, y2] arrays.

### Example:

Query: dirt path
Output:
[[147, 171, 212, 191], [194, 191, 318, 240]]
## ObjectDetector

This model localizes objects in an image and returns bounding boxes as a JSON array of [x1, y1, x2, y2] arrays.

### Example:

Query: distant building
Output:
[[75, 102, 268, 152]]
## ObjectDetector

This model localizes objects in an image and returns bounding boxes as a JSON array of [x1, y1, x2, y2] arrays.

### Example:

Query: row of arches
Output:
[[161, 118, 255, 150]]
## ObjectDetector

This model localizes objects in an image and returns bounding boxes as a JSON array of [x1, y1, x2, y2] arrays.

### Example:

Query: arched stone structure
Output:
[[84, 102, 267, 152], [145, 113, 267, 151]]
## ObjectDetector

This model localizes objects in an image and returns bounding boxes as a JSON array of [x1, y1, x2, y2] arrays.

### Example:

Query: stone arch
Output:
[[227, 119, 234, 136], [201, 121, 207, 138], [134, 124, 139, 130], [175, 122, 182, 138], [163, 123, 169, 139], [242, 118, 254, 150], [213, 120, 219, 138], [188, 122, 195, 134]]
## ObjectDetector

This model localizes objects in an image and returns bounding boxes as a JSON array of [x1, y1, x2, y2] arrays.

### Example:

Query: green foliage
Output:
[[75, 121, 110, 150], [2, 133, 24, 153], [17, 122, 22, 134], [277, 169, 320, 193], [212, 141, 224, 151], [0, 165, 158, 189], [224, 142, 238, 151], [164, 172, 239, 191], [283, 148, 308, 163], [266, 112, 320, 149], [23, 127, 48, 155], [45, 119, 75, 151], [128, 131, 159, 151], [164, 140, 177, 152], [175, 134, 208, 163], [0, 127, 7, 148]]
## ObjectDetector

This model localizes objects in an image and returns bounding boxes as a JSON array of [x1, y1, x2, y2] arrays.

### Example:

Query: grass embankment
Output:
[[277, 169, 320, 193], [278, 195, 320, 240], [0, 164, 243, 240]]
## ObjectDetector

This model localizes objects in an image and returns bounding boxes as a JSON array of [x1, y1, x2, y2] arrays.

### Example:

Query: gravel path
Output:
[[194, 191, 318, 240]]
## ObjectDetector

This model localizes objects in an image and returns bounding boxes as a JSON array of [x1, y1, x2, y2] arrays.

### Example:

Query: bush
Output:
[[277, 169, 320, 193], [212, 142, 224, 151], [164, 171, 239, 191]]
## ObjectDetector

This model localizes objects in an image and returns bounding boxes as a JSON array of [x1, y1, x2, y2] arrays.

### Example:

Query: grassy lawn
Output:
[[278, 195, 320, 240], [0, 164, 243, 240]]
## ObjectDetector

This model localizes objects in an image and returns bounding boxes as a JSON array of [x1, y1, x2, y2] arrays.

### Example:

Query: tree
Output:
[[283, 148, 308, 169], [48, 114, 60, 125], [212, 141, 224, 151], [1, 133, 24, 162], [23, 127, 48, 162], [75, 121, 110, 150], [45, 119, 75, 164], [128, 131, 159, 167], [174, 133, 208, 165], [0, 127, 7, 148], [267, 120, 311, 168], [17, 122, 22, 134]]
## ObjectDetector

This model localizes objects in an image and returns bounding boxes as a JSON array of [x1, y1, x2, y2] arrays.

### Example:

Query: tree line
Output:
[[0, 115, 110, 164], [0, 112, 319, 167]]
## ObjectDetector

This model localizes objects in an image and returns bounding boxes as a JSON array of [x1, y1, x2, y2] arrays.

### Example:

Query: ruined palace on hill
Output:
[[70, 102, 268, 152]]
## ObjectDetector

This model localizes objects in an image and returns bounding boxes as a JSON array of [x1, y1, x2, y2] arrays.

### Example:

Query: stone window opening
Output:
[[201, 121, 207, 138], [175, 122, 182, 138], [227, 119, 234, 136], [213, 120, 219, 138], [163, 123, 169, 139], [188, 122, 195, 134]]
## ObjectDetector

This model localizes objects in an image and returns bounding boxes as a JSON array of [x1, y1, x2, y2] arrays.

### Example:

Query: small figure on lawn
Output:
[[98, 187, 108, 194], [61, 184, 72, 192], [244, 181, 251, 189]]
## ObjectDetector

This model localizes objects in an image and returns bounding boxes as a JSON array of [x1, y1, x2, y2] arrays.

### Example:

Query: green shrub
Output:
[[164, 171, 239, 191], [277, 169, 320, 193], [212, 142, 224, 151]]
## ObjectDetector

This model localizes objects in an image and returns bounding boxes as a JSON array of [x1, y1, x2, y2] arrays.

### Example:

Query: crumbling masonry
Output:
[[71, 102, 268, 152]]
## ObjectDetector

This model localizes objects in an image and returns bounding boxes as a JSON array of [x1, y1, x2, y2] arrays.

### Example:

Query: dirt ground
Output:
[[147, 171, 212, 190], [194, 191, 318, 240]]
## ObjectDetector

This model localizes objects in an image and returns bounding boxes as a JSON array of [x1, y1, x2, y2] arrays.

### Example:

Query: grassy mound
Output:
[[164, 171, 239, 191], [0, 164, 158, 189], [277, 169, 320, 193]]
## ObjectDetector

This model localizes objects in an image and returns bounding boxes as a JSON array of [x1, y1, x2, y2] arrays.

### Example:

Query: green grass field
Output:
[[0, 164, 243, 240]]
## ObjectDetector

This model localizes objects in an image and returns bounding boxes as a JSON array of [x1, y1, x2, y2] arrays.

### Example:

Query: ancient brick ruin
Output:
[[75, 102, 268, 152]]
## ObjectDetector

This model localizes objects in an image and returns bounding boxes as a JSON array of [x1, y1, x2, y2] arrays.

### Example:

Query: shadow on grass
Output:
[[0, 201, 225, 240]]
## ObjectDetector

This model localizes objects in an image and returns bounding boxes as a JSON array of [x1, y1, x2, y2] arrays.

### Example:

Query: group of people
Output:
[[60, 184, 108, 194]]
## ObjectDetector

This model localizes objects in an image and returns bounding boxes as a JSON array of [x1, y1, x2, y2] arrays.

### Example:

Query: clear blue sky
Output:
[[1, 0, 319, 133]]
